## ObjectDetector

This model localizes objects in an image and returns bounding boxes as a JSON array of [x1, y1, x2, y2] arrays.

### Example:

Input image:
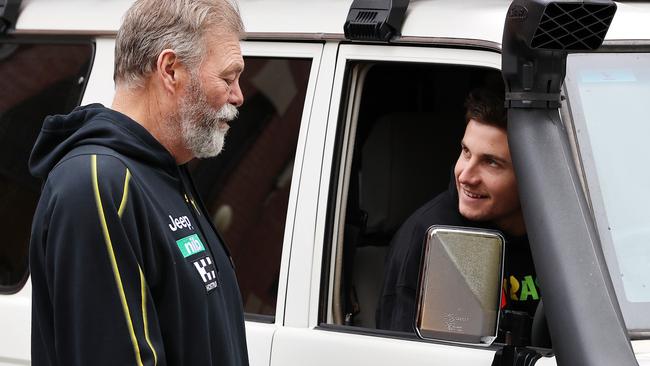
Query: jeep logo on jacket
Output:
[[168, 214, 194, 231]]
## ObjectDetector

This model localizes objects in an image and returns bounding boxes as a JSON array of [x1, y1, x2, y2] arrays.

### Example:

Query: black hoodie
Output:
[[29, 104, 249, 366], [376, 180, 539, 333]]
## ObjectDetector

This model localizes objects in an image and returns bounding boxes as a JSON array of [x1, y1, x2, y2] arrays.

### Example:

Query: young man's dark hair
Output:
[[464, 88, 507, 128], [376, 87, 538, 333]]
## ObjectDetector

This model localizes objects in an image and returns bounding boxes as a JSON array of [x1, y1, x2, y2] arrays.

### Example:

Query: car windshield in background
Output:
[[565, 52, 650, 335]]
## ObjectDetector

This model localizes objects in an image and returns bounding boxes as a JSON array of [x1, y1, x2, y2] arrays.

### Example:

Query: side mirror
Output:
[[415, 226, 505, 346]]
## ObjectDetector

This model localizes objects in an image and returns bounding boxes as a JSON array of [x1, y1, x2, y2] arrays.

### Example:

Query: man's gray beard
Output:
[[179, 80, 239, 159]]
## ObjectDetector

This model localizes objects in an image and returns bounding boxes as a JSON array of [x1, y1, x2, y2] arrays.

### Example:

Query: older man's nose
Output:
[[229, 79, 244, 107]]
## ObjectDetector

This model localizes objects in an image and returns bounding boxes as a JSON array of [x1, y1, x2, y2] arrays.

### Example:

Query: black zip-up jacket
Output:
[[29, 104, 249, 366]]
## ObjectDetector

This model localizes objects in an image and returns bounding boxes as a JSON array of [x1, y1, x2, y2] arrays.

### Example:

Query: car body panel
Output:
[[3, 1, 650, 365]]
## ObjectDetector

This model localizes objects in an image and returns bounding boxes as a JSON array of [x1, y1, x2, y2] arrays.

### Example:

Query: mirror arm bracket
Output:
[[491, 345, 542, 366]]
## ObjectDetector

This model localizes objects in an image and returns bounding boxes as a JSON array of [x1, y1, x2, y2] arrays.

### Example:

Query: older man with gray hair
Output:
[[29, 0, 248, 365]]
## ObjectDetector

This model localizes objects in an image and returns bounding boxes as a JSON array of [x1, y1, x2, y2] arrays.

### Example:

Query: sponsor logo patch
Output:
[[168, 214, 194, 232], [193, 256, 218, 292], [176, 234, 206, 258]]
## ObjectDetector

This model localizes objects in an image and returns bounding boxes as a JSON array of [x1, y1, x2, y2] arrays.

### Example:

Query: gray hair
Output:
[[114, 0, 244, 88]]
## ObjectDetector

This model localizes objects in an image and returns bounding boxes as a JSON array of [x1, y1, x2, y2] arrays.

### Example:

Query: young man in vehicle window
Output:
[[376, 88, 540, 333], [29, 1, 249, 365]]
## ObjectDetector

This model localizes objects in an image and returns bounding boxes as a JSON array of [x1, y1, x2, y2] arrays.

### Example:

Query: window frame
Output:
[[0, 35, 95, 295], [316, 43, 503, 340], [236, 40, 324, 324], [0, 36, 95, 365], [268, 43, 509, 365]]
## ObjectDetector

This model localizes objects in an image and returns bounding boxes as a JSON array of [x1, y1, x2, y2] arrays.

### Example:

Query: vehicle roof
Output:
[[13, 0, 650, 46]]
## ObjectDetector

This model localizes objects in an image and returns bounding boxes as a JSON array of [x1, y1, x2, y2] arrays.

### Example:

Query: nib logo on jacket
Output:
[[176, 234, 206, 258]]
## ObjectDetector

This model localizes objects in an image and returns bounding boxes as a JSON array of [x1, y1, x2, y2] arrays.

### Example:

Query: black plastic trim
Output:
[[317, 323, 505, 352], [318, 60, 355, 324], [245, 313, 275, 324]]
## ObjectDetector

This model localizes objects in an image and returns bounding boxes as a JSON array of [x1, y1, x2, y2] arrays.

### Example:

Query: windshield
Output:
[[565, 52, 650, 334]]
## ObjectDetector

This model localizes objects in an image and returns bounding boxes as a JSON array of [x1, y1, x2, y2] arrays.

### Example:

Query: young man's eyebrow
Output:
[[482, 153, 510, 165]]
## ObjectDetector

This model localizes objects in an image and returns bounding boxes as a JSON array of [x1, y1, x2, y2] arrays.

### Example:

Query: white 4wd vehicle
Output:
[[1, 0, 649, 365]]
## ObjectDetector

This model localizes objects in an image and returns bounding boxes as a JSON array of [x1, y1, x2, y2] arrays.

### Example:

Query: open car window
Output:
[[327, 61, 499, 329], [319, 44, 520, 335]]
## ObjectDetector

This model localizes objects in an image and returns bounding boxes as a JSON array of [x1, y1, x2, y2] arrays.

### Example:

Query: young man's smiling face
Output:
[[454, 119, 524, 236]]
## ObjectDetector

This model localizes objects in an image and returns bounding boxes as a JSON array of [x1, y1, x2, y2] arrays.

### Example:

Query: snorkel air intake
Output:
[[502, 0, 616, 109], [501, 1, 638, 366]]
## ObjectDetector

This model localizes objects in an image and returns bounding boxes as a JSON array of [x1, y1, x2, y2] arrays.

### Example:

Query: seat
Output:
[[348, 111, 463, 328]]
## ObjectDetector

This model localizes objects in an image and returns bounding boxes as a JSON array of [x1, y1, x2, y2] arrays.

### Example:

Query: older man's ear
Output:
[[156, 49, 185, 96]]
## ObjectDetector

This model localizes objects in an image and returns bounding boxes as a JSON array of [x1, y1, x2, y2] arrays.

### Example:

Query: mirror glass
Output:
[[416, 226, 504, 345]]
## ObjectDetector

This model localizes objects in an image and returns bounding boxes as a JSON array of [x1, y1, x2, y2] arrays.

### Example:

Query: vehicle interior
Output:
[[322, 59, 555, 350], [328, 61, 505, 329]]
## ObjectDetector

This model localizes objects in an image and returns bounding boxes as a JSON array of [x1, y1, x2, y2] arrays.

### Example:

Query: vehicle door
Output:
[[269, 43, 550, 366], [0, 36, 324, 366], [0, 36, 95, 366], [186, 40, 324, 366], [79, 37, 327, 366]]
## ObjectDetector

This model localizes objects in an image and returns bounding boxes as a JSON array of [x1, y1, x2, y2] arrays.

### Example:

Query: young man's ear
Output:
[[156, 49, 187, 95]]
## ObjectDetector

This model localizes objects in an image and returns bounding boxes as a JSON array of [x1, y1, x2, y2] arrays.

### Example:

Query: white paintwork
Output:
[[15, 0, 350, 35], [333, 43, 501, 67], [606, 3, 650, 41], [282, 41, 338, 328], [271, 326, 496, 366], [534, 356, 558, 366], [244, 322, 275, 366], [402, 0, 650, 44], [15, 0, 650, 43], [4, 0, 650, 365], [239, 0, 350, 36], [402, 0, 508, 44], [0, 281, 31, 365], [633, 340, 650, 365], [16, 0, 132, 33], [81, 37, 116, 107]]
